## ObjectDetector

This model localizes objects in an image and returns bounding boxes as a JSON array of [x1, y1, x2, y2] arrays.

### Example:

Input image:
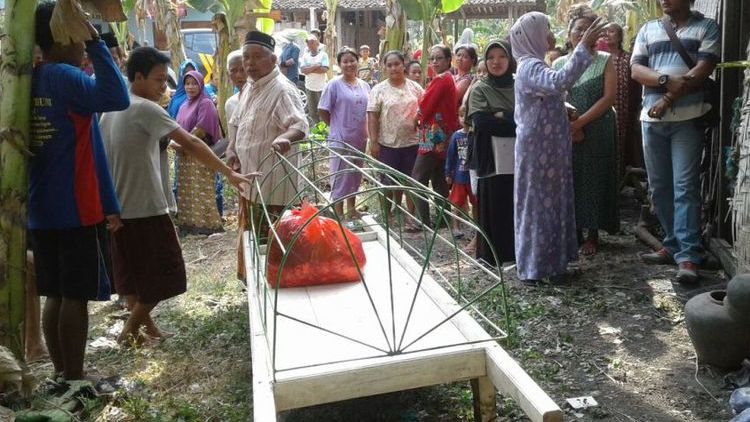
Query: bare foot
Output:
[[118, 331, 160, 348], [580, 238, 598, 256], [144, 325, 173, 339], [26, 347, 49, 363]]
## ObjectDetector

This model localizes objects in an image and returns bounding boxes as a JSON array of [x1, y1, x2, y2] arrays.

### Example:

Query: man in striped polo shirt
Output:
[[631, 0, 720, 283]]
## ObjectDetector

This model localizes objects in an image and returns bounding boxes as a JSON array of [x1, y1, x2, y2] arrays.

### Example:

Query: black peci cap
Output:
[[244, 31, 275, 50]]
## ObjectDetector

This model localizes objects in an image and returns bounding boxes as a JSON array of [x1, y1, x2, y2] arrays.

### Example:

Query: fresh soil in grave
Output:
[[22, 199, 734, 421]]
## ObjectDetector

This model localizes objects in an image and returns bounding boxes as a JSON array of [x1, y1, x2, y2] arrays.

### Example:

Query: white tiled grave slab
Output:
[[258, 240, 471, 372], [244, 220, 563, 422]]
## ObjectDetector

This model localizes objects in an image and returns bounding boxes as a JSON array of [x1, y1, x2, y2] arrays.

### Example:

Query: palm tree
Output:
[[0, 0, 37, 359]]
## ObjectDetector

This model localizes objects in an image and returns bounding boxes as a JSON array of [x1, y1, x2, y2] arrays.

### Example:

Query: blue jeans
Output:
[[642, 120, 704, 264]]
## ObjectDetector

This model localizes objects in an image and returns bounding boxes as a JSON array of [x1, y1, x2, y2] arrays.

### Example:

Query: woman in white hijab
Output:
[[510, 12, 607, 284]]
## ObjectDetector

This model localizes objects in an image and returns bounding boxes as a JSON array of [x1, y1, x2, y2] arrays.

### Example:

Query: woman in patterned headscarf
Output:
[[510, 12, 607, 284], [175, 70, 223, 234]]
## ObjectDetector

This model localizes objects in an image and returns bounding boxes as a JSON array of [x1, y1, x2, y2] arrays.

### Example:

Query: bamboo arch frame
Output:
[[243, 139, 513, 378]]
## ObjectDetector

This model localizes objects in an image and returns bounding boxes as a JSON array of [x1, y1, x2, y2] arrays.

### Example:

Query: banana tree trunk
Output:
[[212, 12, 232, 131], [153, 0, 186, 73], [383, 0, 407, 53], [0, 0, 37, 360], [324, 0, 338, 80], [420, 2, 434, 86]]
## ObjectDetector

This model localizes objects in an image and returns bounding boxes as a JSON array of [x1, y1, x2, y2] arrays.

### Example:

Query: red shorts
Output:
[[448, 183, 477, 208]]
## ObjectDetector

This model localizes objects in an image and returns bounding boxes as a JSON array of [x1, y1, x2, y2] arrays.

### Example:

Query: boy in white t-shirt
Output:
[[300, 36, 329, 124], [100, 47, 255, 345]]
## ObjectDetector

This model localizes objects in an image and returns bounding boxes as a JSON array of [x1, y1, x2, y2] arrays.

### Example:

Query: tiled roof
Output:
[[272, 0, 539, 10]]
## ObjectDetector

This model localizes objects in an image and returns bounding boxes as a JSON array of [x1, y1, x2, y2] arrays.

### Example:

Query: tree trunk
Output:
[[420, 2, 434, 86], [0, 0, 36, 360], [212, 12, 232, 131], [383, 0, 407, 54], [324, 0, 338, 80], [153, 0, 186, 73]]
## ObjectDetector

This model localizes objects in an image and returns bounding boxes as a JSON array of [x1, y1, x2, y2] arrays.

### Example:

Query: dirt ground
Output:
[[17, 198, 737, 421], [495, 201, 734, 422]]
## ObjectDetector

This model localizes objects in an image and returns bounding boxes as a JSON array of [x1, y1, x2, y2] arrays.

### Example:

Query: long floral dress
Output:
[[554, 52, 620, 235], [514, 44, 593, 281], [612, 51, 642, 171]]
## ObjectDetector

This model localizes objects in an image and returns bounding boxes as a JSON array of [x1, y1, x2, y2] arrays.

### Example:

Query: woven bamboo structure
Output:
[[731, 39, 750, 273]]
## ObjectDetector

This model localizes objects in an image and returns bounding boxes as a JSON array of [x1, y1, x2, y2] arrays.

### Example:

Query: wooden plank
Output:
[[274, 346, 486, 411], [244, 233, 279, 422], [485, 344, 563, 422], [709, 237, 737, 278]]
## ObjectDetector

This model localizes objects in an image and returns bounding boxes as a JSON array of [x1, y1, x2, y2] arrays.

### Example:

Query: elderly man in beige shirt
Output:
[[226, 30, 308, 279]]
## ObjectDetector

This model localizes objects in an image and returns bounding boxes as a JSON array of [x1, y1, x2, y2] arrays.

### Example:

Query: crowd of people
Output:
[[23, 0, 719, 383]]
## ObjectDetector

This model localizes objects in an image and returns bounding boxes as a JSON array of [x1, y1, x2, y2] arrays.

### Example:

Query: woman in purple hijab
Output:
[[510, 12, 607, 284], [175, 70, 223, 233]]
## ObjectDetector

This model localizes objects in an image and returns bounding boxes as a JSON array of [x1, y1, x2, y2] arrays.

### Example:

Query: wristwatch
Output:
[[658, 74, 669, 87]]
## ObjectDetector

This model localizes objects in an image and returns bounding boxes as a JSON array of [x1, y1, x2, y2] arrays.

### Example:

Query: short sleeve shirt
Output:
[[631, 12, 720, 122], [318, 77, 371, 148], [367, 79, 424, 148], [301, 51, 330, 92], [100, 94, 180, 219]]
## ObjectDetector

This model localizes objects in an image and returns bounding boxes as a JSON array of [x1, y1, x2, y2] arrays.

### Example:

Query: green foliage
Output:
[[185, 0, 245, 35], [468, 19, 512, 52], [401, 0, 465, 20], [309, 121, 329, 143], [546, 0, 662, 51]]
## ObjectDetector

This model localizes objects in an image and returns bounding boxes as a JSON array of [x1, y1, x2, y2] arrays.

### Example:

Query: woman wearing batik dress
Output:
[[553, 14, 619, 256], [412, 45, 458, 227], [509, 12, 607, 283], [605, 22, 643, 173], [175, 70, 223, 233]]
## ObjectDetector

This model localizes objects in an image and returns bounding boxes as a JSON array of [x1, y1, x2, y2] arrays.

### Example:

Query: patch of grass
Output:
[[119, 395, 152, 421], [78, 396, 105, 420]]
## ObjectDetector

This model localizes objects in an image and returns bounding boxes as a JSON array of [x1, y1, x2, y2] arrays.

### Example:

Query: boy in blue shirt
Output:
[[445, 112, 477, 238], [29, 1, 129, 381]]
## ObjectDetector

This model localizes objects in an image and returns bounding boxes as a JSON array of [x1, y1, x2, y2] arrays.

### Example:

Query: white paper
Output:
[[491, 136, 515, 175]]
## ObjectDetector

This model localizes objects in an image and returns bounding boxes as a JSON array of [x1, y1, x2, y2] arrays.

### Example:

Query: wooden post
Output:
[[471, 376, 498, 422], [212, 12, 232, 131], [0, 0, 36, 360]]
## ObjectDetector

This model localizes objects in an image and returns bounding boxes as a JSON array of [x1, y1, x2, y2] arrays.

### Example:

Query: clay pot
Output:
[[726, 274, 750, 321], [685, 290, 750, 370]]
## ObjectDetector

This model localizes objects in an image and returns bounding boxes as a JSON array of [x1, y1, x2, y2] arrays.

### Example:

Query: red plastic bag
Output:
[[266, 203, 367, 288]]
